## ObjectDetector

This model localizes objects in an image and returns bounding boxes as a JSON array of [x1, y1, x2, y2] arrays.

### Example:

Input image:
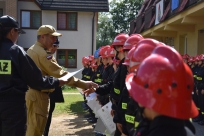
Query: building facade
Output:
[[0, 0, 109, 78], [130, 0, 204, 56]]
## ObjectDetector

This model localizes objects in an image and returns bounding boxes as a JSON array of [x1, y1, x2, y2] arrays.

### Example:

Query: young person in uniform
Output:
[[126, 45, 197, 136]]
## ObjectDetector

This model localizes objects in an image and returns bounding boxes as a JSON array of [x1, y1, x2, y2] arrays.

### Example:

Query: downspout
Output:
[[91, 12, 96, 55]]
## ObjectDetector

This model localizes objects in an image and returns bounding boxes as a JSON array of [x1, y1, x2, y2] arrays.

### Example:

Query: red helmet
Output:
[[126, 45, 198, 119], [123, 34, 144, 51], [89, 55, 94, 62], [122, 46, 136, 66], [182, 54, 189, 59], [82, 56, 90, 66], [113, 57, 121, 65], [199, 54, 204, 61], [99, 45, 110, 58], [90, 61, 98, 69], [195, 55, 200, 61], [107, 47, 115, 58], [112, 33, 129, 47], [188, 57, 195, 63], [129, 38, 162, 72]]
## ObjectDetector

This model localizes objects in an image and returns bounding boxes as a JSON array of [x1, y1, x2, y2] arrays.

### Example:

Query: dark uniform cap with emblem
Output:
[[0, 15, 25, 34]]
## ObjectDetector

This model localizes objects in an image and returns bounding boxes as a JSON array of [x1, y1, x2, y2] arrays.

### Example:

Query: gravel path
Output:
[[49, 114, 95, 136]]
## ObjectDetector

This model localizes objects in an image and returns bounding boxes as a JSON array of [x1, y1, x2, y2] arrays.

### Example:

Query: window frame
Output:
[[20, 10, 42, 29], [56, 49, 77, 68], [57, 12, 78, 31], [0, 9, 3, 17]]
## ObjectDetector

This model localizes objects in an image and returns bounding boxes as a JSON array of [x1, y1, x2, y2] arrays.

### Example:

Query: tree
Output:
[[96, 12, 116, 49], [96, 0, 143, 49], [110, 0, 143, 33]]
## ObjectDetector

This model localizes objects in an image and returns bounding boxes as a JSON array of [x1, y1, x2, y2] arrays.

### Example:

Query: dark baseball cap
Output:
[[0, 15, 25, 34]]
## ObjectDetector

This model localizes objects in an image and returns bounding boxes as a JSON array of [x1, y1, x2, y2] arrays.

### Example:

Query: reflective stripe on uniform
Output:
[[122, 103, 127, 109], [84, 75, 90, 79], [135, 121, 139, 128], [194, 75, 197, 78], [202, 112, 204, 115], [0, 60, 11, 74], [94, 78, 102, 83], [125, 114, 135, 124], [97, 74, 100, 77], [114, 88, 120, 94], [198, 107, 200, 110], [197, 77, 202, 80]]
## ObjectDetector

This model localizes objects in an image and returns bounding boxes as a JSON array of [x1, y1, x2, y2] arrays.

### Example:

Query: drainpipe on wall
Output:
[[91, 12, 96, 55]]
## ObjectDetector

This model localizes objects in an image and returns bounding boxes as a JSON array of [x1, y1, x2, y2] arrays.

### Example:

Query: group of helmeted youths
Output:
[[183, 54, 204, 126], [79, 33, 198, 136]]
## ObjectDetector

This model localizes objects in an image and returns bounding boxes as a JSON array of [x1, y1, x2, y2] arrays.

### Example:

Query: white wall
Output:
[[17, 1, 97, 79]]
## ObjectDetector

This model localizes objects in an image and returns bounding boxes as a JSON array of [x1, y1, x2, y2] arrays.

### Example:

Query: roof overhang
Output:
[[34, 0, 109, 12], [141, 1, 204, 37]]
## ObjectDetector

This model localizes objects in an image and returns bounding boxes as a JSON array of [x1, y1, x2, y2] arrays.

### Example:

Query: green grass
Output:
[[53, 93, 86, 116], [62, 88, 79, 93]]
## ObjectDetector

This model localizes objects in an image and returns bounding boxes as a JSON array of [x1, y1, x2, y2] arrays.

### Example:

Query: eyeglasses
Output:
[[14, 28, 21, 36]]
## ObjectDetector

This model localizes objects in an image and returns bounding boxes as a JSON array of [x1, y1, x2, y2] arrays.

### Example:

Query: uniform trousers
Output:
[[0, 94, 26, 136], [25, 89, 49, 136], [43, 98, 55, 136]]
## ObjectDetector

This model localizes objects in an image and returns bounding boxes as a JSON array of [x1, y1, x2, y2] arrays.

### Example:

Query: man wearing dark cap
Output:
[[0, 15, 66, 136], [26, 25, 98, 136]]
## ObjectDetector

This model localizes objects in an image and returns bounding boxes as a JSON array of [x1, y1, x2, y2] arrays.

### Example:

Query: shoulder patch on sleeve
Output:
[[46, 55, 53, 60]]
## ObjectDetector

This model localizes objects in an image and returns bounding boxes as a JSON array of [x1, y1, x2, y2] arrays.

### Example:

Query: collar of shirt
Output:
[[35, 41, 45, 49]]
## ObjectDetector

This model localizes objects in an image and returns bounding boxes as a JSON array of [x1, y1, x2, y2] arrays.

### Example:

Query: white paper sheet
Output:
[[97, 102, 116, 135], [59, 68, 83, 81], [94, 118, 106, 134], [86, 92, 97, 101], [87, 98, 101, 118]]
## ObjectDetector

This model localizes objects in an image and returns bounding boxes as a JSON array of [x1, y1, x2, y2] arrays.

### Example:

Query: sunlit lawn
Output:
[[53, 87, 86, 116]]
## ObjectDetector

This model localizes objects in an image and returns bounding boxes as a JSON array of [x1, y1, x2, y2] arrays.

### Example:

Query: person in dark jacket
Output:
[[0, 15, 65, 136], [43, 39, 65, 136], [195, 54, 204, 125], [126, 45, 198, 136]]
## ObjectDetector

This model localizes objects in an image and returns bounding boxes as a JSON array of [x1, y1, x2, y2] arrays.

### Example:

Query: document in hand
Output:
[[97, 102, 116, 135], [59, 68, 83, 81], [86, 92, 97, 101], [94, 118, 106, 135], [87, 98, 102, 118]]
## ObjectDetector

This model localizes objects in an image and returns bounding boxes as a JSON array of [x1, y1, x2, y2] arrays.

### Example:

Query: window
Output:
[[21, 10, 41, 29], [57, 49, 77, 68], [57, 12, 77, 30], [0, 9, 3, 17]]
